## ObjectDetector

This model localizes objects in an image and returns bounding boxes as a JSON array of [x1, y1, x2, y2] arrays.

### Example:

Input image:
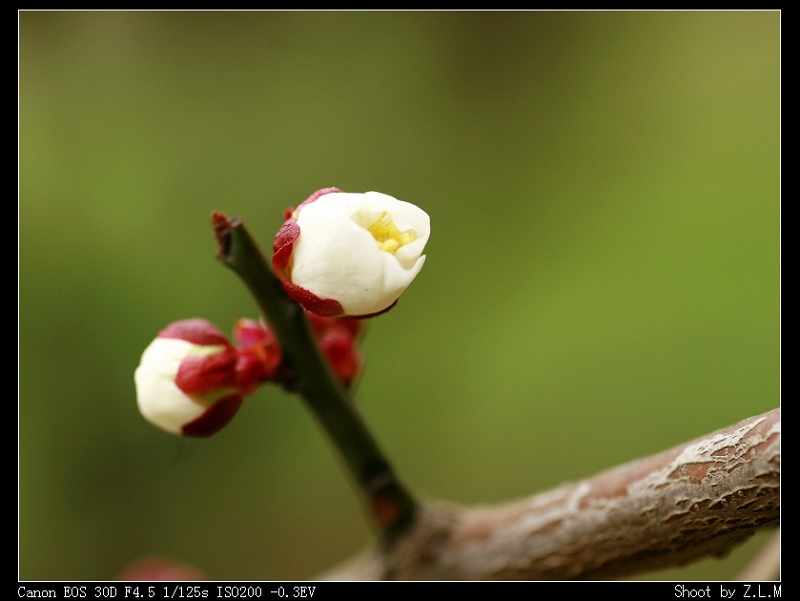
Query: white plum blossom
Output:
[[273, 189, 430, 317], [134, 319, 249, 437]]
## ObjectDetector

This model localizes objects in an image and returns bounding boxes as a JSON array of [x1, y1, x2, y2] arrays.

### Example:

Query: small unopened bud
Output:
[[306, 313, 364, 386], [135, 319, 268, 437]]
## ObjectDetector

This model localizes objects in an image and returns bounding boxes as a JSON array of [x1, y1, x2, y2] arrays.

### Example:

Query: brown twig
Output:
[[319, 409, 780, 580]]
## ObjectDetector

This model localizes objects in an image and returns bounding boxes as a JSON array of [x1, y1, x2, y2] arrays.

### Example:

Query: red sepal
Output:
[[282, 280, 345, 317], [234, 318, 282, 383], [272, 220, 300, 281], [181, 394, 244, 438], [306, 312, 363, 339], [158, 319, 230, 347], [304, 312, 363, 384], [318, 330, 362, 385], [235, 353, 266, 394], [175, 350, 239, 396], [234, 318, 272, 347]]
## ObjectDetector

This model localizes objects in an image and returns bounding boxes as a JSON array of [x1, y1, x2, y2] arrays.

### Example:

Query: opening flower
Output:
[[134, 319, 275, 437], [273, 189, 430, 317]]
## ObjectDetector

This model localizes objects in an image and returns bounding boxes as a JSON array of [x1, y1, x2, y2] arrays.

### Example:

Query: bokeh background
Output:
[[20, 12, 779, 580]]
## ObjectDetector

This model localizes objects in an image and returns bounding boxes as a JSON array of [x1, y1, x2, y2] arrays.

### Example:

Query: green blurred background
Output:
[[19, 12, 779, 580]]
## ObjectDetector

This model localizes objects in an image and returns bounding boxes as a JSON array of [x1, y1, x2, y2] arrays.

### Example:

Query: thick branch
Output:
[[320, 409, 780, 580]]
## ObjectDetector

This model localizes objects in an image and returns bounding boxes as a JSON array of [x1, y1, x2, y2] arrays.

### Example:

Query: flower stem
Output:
[[212, 212, 417, 544]]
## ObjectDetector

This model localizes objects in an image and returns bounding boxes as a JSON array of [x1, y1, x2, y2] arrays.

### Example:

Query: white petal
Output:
[[135, 338, 204, 435]]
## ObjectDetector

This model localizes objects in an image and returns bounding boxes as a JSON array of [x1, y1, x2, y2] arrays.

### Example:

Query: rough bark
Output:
[[319, 409, 780, 580]]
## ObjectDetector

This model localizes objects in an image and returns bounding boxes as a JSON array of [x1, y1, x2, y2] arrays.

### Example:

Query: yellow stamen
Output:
[[367, 212, 417, 254], [380, 239, 399, 253]]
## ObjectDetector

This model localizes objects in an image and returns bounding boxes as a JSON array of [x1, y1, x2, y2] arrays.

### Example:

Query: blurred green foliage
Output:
[[20, 12, 779, 580]]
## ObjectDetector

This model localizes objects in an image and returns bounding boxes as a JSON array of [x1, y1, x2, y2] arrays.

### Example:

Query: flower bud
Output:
[[273, 189, 430, 317], [306, 312, 364, 386], [234, 315, 363, 387], [134, 319, 267, 437], [233, 318, 283, 385], [117, 556, 206, 581]]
